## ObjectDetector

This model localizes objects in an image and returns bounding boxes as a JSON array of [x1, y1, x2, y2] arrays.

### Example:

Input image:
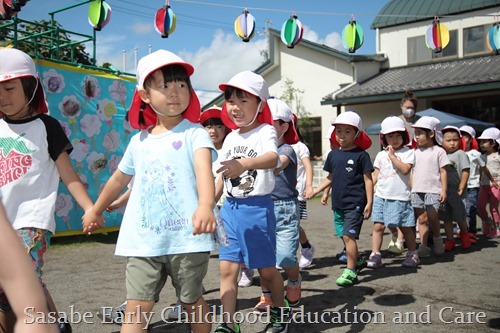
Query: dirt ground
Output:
[[43, 199, 500, 333]]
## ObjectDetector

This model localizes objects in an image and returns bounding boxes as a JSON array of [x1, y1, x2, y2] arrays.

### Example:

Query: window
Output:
[[464, 25, 490, 55], [408, 30, 458, 64], [297, 116, 322, 160]]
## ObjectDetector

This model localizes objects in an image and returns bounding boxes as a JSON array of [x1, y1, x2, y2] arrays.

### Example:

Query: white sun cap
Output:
[[477, 127, 500, 144], [459, 125, 476, 138], [219, 70, 269, 101], [380, 116, 406, 134]]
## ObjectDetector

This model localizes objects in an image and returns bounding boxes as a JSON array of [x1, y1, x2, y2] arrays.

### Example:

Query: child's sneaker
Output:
[[336, 268, 358, 286], [238, 268, 254, 287], [444, 239, 455, 251], [355, 256, 367, 274], [299, 245, 315, 269], [388, 236, 404, 254], [264, 301, 291, 333], [487, 226, 497, 239], [417, 244, 431, 258], [433, 237, 444, 255], [402, 252, 420, 267], [214, 323, 241, 333], [483, 220, 494, 237], [167, 299, 187, 320], [336, 249, 347, 263], [103, 301, 126, 324], [367, 253, 382, 268], [285, 276, 301, 306], [460, 232, 471, 249], [254, 293, 274, 312]]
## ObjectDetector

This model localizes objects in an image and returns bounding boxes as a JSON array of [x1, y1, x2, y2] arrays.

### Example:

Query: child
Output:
[[291, 115, 316, 269], [0, 48, 98, 333], [82, 50, 217, 333], [459, 126, 483, 235], [214, 71, 290, 333], [410, 116, 450, 257], [477, 127, 500, 238], [368, 116, 419, 268], [0, 197, 58, 333], [439, 126, 473, 251], [308, 111, 373, 286], [254, 98, 301, 311]]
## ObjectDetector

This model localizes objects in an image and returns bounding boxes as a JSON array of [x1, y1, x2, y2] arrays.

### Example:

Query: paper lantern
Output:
[[342, 16, 364, 53], [425, 17, 449, 53], [155, 1, 176, 38], [487, 23, 500, 54], [88, 0, 112, 31], [234, 8, 255, 42], [281, 12, 303, 48]]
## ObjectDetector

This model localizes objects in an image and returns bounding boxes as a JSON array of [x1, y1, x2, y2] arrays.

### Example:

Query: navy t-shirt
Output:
[[272, 143, 298, 200], [324, 147, 374, 211]]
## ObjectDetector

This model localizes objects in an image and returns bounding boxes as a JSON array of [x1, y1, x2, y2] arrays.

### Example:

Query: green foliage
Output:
[[279, 77, 313, 127]]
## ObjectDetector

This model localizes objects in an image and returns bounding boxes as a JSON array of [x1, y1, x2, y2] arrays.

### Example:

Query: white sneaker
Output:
[[167, 299, 186, 320], [299, 245, 315, 269], [238, 268, 254, 287]]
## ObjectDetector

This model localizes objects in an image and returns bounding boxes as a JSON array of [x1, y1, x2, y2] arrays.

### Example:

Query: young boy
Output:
[[214, 71, 290, 333], [308, 111, 373, 286], [82, 50, 216, 333], [440, 126, 473, 251], [411, 116, 450, 257], [254, 98, 302, 312]]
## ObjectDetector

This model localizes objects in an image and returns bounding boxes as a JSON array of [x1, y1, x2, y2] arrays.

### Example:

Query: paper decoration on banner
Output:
[[281, 12, 304, 48], [342, 15, 364, 53], [155, 0, 176, 38], [88, 0, 111, 31], [487, 22, 500, 54], [234, 8, 255, 42], [0, 0, 30, 20], [425, 17, 449, 53]]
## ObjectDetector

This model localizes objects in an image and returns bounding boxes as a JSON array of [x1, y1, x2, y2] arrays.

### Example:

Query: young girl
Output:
[[0, 48, 98, 333], [477, 127, 500, 238], [410, 116, 450, 257], [82, 49, 216, 333], [368, 116, 419, 268]]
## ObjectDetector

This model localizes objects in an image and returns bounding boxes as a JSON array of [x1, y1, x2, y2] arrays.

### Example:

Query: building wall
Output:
[[378, 8, 496, 67]]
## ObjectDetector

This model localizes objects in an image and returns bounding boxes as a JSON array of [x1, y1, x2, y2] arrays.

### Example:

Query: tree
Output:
[[279, 77, 313, 126], [0, 18, 93, 65]]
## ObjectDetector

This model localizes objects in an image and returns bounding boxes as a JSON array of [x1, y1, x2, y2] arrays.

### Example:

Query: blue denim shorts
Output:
[[274, 198, 300, 268], [372, 195, 415, 228]]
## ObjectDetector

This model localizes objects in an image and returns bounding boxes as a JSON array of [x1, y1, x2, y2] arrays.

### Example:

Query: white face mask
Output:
[[402, 107, 415, 118]]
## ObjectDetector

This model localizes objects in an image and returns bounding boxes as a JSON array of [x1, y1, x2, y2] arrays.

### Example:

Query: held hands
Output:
[[192, 204, 216, 235], [82, 208, 105, 235], [304, 185, 314, 200], [217, 159, 245, 179]]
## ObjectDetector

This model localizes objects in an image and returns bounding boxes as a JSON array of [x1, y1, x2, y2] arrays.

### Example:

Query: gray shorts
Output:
[[125, 252, 209, 304], [439, 191, 467, 222], [411, 192, 441, 211]]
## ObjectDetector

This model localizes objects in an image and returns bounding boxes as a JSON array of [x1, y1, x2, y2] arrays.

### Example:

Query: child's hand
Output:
[[218, 159, 245, 179], [439, 190, 447, 203], [386, 145, 395, 158], [363, 204, 372, 220], [192, 204, 216, 235], [321, 191, 329, 205], [82, 209, 105, 235], [304, 185, 314, 200], [106, 198, 124, 212]]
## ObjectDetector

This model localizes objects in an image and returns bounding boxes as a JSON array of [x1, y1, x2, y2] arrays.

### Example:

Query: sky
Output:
[[18, 0, 389, 105]]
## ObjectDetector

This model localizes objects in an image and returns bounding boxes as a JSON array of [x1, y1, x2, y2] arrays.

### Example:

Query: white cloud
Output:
[[130, 22, 153, 35], [302, 25, 344, 51]]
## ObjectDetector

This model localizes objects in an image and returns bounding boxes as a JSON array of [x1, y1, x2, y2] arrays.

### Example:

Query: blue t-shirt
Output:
[[324, 147, 374, 211], [115, 119, 217, 257], [272, 143, 298, 200]]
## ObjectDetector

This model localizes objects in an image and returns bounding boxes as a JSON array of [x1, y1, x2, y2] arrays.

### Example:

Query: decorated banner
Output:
[[36, 60, 137, 236]]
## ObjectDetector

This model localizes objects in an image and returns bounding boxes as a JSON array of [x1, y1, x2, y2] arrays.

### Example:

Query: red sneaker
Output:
[[444, 239, 455, 251], [460, 232, 471, 249]]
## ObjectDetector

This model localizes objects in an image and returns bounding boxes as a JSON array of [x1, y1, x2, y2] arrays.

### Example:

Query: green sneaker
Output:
[[356, 256, 367, 274], [336, 268, 358, 286], [214, 322, 241, 333], [264, 299, 291, 333]]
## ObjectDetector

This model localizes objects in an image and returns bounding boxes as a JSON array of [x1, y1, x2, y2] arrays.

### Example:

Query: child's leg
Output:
[[121, 300, 154, 333], [415, 208, 428, 246], [426, 208, 441, 239], [219, 260, 240, 326], [371, 222, 385, 253], [465, 188, 479, 234], [487, 185, 500, 224], [443, 219, 454, 242], [343, 235, 358, 270], [400, 227, 417, 252], [258, 267, 285, 307], [182, 297, 211, 333], [477, 185, 490, 221]]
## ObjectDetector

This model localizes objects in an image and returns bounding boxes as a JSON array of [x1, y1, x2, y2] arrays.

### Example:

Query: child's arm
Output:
[[55, 151, 94, 212], [479, 165, 500, 188], [302, 155, 314, 199], [217, 151, 278, 179], [82, 170, 132, 234], [363, 171, 374, 220], [0, 203, 58, 333], [372, 168, 380, 186], [387, 146, 412, 175], [458, 168, 470, 196], [321, 185, 331, 205], [274, 154, 291, 175], [308, 173, 332, 199], [439, 167, 448, 203], [192, 147, 216, 235], [106, 187, 132, 212], [215, 175, 224, 203]]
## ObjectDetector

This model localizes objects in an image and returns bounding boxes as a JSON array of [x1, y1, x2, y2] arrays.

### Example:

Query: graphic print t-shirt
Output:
[[221, 124, 278, 198], [116, 119, 217, 257]]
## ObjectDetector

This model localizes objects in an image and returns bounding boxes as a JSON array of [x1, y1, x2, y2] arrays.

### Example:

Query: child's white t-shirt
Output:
[[292, 141, 310, 201], [480, 151, 500, 186], [220, 124, 278, 198], [374, 147, 414, 201], [466, 149, 485, 188]]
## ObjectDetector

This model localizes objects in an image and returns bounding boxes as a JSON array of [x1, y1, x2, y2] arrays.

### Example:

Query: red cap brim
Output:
[[200, 108, 222, 125], [221, 101, 273, 130]]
